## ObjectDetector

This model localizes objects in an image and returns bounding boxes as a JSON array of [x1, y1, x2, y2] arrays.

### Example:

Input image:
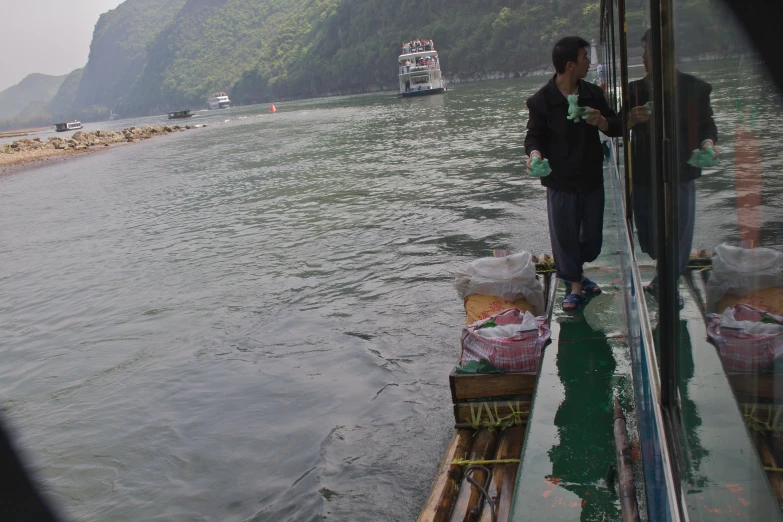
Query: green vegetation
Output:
[[72, 0, 187, 111], [0, 0, 745, 128]]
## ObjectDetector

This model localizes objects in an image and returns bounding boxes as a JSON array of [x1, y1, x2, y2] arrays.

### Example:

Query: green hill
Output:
[[0, 73, 68, 119], [2, 0, 737, 127], [71, 0, 187, 112], [46, 68, 84, 119], [116, 0, 604, 113]]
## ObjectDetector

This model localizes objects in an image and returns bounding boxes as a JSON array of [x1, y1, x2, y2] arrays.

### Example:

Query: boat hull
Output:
[[400, 88, 446, 98]]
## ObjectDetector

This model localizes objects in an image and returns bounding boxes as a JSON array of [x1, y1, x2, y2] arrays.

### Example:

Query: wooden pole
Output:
[[448, 429, 499, 522], [753, 431, 783, 504], [477, 425, 526, 522], [494, 462, 519, 522], [614, 398, 640, 522], [418, 429, 474, 522]]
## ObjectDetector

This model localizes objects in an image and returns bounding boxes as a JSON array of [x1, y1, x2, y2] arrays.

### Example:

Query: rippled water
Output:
[[2, 64, 781, 522], [1, 79, 551, 522]]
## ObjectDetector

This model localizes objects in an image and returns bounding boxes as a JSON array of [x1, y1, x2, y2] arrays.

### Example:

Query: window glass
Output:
[[657, 1, 783, 518]]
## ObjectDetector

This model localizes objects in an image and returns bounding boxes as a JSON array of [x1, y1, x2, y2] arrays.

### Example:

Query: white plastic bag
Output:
[[454, 252, 545, 314], [706, 243, 783, 312], [719, 307, 783, 335], [475, 311, 539, 338]]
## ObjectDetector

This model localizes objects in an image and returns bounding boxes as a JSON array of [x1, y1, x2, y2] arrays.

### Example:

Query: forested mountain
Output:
[[0, 0, 743, 129], [46, 69, 84, 118], [71, 0, 188, 112], [0, 73, 67, 119]]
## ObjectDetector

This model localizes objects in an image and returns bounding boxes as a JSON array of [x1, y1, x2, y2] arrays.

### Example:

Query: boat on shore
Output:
[[207, 92, 231, 110], [398, 40, 446, 97], [167, 109, 194, 119], [54, 120, 82, 132]]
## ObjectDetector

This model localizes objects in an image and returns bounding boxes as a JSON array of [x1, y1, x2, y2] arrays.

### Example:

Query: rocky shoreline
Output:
[[0, 124, 205, 171]]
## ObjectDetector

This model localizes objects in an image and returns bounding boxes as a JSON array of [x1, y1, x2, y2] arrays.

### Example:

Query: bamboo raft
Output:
[[417, 253, 557, 522], [686, 248, 783, 509]]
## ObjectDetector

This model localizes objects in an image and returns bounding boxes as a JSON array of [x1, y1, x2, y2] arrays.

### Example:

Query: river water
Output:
[[1, 66, 780, 521]]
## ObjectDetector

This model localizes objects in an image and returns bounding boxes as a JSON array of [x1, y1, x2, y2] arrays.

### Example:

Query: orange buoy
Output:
[[269, 104, 276, 113]]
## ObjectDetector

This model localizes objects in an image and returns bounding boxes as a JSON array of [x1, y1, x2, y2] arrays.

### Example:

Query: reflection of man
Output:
[[524, 36, 622, 310], [628, 29, 718, 307], [548, 319, 618, 520]]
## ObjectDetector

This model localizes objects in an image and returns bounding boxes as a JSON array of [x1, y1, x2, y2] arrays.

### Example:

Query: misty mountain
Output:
[[0, 73, 68, 119]]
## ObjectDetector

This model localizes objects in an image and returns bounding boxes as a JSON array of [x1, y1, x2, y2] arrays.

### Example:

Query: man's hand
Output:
[[629, 105, 651, 127], [585, 108, 608, 132], [701, 139, 720, 159], [526, 151, 542, 173]]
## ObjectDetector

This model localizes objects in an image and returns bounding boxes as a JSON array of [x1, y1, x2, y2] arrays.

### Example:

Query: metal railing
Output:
[[399, 64, 440, 75]]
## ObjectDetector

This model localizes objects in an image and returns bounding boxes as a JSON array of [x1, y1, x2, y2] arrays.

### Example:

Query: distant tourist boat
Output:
[[207, 92, 231, 110], [167, 109, 194, 119], [54, 120, 83, 132], [398, 39, 446, 97]]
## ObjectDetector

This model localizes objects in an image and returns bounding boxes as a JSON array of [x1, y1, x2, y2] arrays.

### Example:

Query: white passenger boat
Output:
[[207, 92, 231, 110], [398, 40, 446, 97], [54, 120, 83, 132]]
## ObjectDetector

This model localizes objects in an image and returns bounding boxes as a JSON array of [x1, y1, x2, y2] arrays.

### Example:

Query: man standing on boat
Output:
[[628, 29, 718, 308], [524, 36, 623, 310]]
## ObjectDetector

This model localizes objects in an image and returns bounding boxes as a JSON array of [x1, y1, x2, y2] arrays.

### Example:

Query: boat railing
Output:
[[399, 64, 440, 75], [401, 46, 434, 55]]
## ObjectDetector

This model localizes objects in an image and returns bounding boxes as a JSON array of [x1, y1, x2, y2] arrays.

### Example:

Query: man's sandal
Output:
[[581, 276, 602, 295], [564, 277, 602, 295], [562, 293, 585, 311]]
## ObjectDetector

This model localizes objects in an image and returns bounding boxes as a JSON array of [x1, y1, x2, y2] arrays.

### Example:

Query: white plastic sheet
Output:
[[475, 311, 539, 338], [453, 252, 545, 314], [706, 243, 783, 311]]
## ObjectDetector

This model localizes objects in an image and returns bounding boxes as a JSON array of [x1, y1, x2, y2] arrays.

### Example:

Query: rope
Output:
[[450, 458, 521, 466], [743, 404, 783, 437], [467, 401, 529, 432], [465, 465, 497, 522]]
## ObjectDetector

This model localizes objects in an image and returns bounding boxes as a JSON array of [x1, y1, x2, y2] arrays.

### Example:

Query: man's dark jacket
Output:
[[628, 71, 718, 187], [524, 75, 622, 192]]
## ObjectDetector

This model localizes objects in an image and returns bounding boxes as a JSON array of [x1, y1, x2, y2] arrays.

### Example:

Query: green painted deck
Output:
[[508, 164, 782, 520], [509, 166, 637, 521]]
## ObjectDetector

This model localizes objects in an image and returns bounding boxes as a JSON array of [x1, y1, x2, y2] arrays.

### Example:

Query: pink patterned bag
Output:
[[706, 304, 783, 373], [460, 308, 551, 372]]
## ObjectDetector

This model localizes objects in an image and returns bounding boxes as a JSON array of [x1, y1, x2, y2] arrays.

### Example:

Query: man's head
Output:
[[552, 36, 591, 78], [641, 29, 652, 73]]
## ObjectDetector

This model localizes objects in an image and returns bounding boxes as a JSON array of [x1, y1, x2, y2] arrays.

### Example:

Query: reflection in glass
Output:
[[628, 29, 718, 308]]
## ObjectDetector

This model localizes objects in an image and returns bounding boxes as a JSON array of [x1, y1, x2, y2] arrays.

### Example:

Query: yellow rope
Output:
[[450, 458, 521, 466], [467, 401, 529, 432], [743, 404, 783, 437]]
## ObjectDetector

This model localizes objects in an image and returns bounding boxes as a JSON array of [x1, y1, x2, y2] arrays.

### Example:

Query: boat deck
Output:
[[508, 159, 640, 521]]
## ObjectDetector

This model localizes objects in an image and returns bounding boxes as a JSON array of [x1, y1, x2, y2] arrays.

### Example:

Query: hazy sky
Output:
[[0, 0, 126, 91]]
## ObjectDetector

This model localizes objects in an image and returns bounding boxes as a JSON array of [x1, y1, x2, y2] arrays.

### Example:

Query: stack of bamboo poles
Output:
[[417, 425, 526, 522]]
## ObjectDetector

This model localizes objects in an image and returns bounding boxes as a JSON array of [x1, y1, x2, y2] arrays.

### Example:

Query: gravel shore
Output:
[[0, 124, 204, 173]]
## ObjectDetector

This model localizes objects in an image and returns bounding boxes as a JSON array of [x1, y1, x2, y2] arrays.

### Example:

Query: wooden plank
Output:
[[453, 401, 531, 425], [448, 429, 499, 522], [418, 429, 475, 522], [728, 373, 781, 402], [450, 371, 537, 402], [478, 425, 526, 522]]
